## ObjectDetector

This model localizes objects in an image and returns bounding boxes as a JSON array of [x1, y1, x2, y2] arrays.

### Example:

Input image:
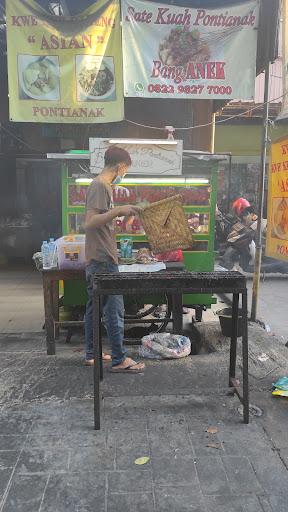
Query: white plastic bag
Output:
[[139, 333, 191, 360]]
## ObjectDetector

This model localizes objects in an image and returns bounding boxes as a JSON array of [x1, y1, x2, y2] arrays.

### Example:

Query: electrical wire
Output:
[[0, 123, 42, 153], [78, 163, 90, 173], [124, 90, 288, 132], [0, 90, 287, 154]]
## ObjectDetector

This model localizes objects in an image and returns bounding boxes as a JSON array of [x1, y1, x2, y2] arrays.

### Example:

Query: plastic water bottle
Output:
[[41, 241, 50, 270], [48, 238, 57, 268]]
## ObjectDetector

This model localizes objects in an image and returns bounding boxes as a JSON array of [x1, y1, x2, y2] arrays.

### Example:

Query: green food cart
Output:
[[58, 150, 224, 320]]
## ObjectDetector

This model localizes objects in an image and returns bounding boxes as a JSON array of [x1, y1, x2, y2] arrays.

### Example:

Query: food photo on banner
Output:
[[6, 0, 124, 123], [121, 0, 260, 100]]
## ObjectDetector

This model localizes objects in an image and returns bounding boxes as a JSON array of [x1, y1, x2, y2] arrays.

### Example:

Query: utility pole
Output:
[[251, 62, 270, 321]]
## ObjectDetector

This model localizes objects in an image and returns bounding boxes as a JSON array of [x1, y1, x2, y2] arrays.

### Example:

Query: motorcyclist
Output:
[[220, 198, 257, 270], [232, 197, 252, 218], [232, 198, 257, 226], [218, 198, 288, 273]]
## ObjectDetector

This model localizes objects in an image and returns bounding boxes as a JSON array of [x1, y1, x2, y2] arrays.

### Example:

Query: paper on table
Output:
[[118, 262, 166, 273]]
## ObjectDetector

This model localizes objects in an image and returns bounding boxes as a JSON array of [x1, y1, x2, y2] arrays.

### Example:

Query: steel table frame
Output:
[[42, 269, 86, 355], [93, 271, 249, 430], [42, 263, 184, 355]]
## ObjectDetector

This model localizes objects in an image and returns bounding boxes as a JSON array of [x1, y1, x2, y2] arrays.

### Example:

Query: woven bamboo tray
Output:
[[139, 194, 193, 253]]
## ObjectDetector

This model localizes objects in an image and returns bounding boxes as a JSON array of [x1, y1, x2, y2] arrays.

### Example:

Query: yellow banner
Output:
[[6, 0, 123, 123], [266, 136, 288, 260]]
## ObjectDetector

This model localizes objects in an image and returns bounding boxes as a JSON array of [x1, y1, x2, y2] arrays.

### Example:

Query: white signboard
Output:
[[89, 138, 183, 174], [122, 0, 259, 100]]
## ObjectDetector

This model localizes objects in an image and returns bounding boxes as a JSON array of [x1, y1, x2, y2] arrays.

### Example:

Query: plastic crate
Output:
[[56, 235, 86, 270]]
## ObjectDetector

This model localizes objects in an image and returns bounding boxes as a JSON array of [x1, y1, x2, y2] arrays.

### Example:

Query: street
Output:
[[0, 268, 288, 512], [246, 279, 288, 343], [214, 278, 288, 345], [0, 0, 286, 509], [0, 269, 288, 347]]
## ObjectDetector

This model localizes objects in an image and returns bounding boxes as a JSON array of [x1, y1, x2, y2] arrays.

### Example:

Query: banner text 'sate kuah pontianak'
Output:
[[6, 0, 123, 123], [122, 0, 259, 100]]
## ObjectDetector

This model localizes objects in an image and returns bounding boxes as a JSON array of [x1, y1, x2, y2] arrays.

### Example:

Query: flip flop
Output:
[[109, 362, 145, 374]]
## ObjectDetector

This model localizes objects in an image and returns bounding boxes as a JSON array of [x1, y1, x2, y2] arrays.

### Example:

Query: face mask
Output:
[[112, 175, 123, 185]]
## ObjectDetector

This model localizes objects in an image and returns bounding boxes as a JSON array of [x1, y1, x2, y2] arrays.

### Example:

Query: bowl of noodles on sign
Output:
[[19, 55, 60, 100], [76, 56, 115, 101], [273, 198, 288, 240], [159, 27, 210, 67]]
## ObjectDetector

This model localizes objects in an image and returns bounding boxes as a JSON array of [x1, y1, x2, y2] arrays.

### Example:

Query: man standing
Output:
[[84, 146, 145, 373]]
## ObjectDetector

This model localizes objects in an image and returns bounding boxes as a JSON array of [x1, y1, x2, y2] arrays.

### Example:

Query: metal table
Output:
[[93, 270, 249, 429], [42, 263, 185, 355], [42, 269, 86, 355]]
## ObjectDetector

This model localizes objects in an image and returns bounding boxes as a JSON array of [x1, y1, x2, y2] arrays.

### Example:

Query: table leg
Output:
[[99, 297, 103, 382], [242, 289, 249, 424], [229, 293, 239, 386], [52, 280, 59, 340], [99, 337, 103, 382], [172, 293, 183, 333], [93, 291, 101, 430], [42, 275, 56, 355]]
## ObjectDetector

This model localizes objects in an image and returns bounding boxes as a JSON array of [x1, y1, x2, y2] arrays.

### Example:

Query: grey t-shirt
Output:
[[85, 177, 118, 264]]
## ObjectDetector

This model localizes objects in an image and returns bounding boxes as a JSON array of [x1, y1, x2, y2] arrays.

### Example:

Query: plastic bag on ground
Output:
[[272, 377, 288, 391], [139, 333, 191, 360], [272, 376, 288, 397]]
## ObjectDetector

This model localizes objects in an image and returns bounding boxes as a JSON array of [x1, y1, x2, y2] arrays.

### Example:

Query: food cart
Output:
[[49, 146, 225, 322]]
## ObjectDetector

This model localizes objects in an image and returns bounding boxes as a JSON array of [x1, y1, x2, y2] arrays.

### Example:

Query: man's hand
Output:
[[117, 205, 142, 217], [85, 204, 143, 230]]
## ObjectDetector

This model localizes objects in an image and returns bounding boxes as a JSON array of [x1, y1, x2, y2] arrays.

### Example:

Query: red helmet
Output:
[[232, 198, 251, 217]]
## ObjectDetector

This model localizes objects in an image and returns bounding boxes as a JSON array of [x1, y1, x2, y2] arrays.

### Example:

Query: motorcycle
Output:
[[216, 210, 288, 273], [219, 217, 257, 271]]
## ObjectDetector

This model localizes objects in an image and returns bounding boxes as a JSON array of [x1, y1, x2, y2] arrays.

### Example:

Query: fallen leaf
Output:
[[134, 456, 150, 465], [206, 427, 218, 434], [206, 443, 221, 450]]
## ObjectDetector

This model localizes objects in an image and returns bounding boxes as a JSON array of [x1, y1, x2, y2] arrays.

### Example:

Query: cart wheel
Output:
[[124, 295, 171, 335], [156, 300, 172, 333]]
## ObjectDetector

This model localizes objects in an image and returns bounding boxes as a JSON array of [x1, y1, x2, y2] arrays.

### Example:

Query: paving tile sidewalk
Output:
[[0, 267, 44, 333], [0, 396, 287, 512], [0, 329, 287, 512]]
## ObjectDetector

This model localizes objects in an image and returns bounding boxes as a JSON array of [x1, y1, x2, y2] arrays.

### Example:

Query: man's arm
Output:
[[85, 205, 142, 230]]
